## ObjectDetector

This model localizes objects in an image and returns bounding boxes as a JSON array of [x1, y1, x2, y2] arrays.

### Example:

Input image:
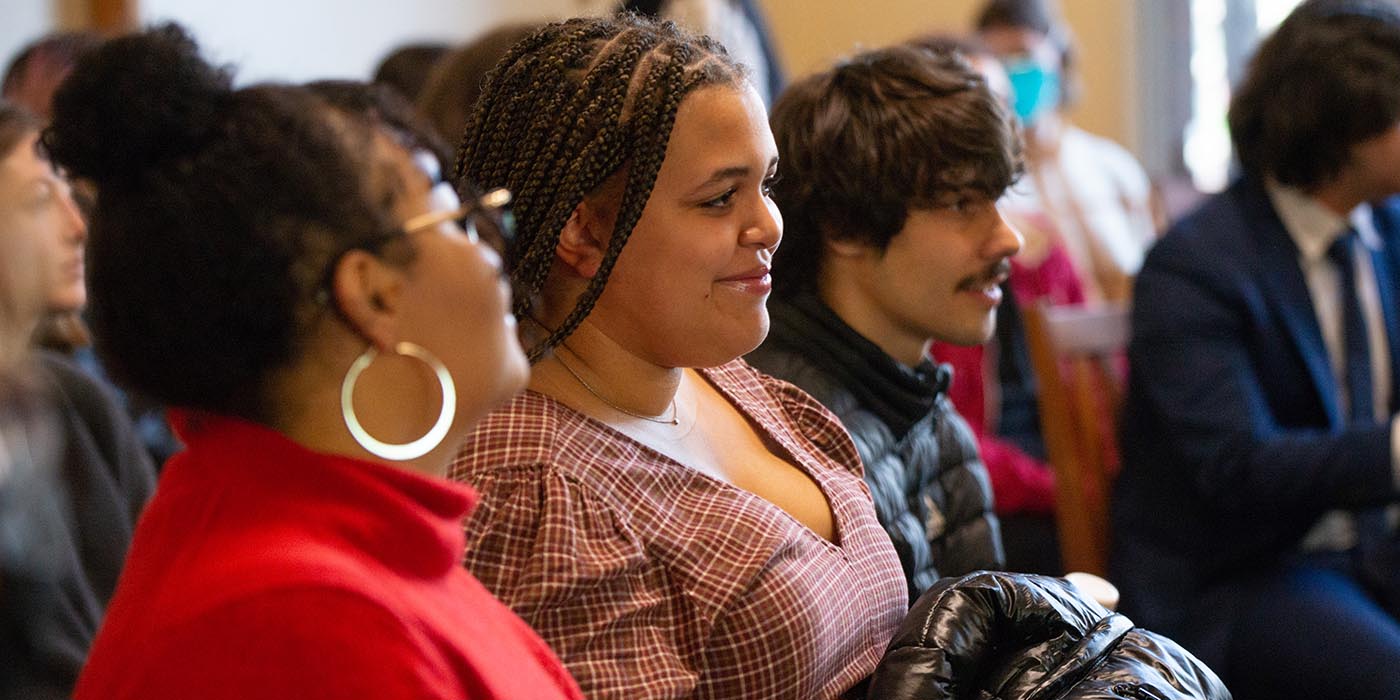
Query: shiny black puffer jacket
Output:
[[867, 571, 1231, 700], [748, 294, 1003, 603]]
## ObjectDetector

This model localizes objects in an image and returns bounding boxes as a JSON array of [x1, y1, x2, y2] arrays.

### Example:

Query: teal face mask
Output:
[[1003, 57, 1060, 126]]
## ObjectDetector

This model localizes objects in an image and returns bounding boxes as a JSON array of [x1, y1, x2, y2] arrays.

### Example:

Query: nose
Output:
[[985, 205, 1022, 259], [59, 185, 87, 243], [740, 195, 783, 252]]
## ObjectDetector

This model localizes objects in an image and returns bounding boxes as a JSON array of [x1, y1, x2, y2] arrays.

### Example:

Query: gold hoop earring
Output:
[[340, 342, 456, 461]]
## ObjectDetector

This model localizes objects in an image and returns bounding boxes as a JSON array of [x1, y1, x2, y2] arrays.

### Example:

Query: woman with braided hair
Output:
[[450, 14, 906, 699]]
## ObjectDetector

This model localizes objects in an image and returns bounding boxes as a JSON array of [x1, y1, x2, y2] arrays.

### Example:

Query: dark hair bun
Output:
[[45, 23, 231, 185]]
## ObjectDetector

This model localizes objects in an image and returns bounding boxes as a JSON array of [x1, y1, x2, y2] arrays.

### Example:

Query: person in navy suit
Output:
[[1113, 2, 1400, 698]]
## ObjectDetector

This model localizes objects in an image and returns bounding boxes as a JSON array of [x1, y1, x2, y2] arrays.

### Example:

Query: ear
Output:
[[330, 250, 408, 352], [555, 198, 612, 279]]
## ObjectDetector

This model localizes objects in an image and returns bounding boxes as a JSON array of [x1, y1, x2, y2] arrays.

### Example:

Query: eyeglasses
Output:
[[401, 186, 515, 256], [315, 186, 515, 307]]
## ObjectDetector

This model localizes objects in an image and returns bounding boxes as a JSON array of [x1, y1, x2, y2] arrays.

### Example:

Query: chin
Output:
[[645, 310, 769, 368], [663, 332, 765, 369], [714, 316, 770, 364], [496, 350, 531, 400], [47, 295, 86, 315], [936, 320, 997, 348]]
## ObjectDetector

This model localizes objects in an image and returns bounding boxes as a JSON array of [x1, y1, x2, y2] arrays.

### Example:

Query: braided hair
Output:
[[455, 14, 745, 361]]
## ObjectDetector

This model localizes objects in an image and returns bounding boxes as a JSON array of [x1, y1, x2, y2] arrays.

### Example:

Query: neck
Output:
[[816, 273, 929, 368], [1023, 112, 1064, 158], [531, 318, 682, 421]]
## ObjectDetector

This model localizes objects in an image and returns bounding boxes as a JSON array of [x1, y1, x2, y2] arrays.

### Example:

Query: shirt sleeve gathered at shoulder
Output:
[[462, 464, 644, 611], [461, 464, 700, 697]]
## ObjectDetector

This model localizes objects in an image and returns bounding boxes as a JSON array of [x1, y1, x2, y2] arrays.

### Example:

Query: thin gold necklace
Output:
[[554, 352, 679, 426]]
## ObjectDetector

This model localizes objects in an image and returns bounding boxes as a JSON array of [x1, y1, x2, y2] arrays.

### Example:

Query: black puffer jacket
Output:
[[868, 571, 1232, 700], [747, 293, 1003, 603]]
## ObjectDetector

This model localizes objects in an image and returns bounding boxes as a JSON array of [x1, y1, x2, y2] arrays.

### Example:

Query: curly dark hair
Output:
[[306, 78, 453, 178], [43, 24, 412, 421], [454, 13, 746, 362], [767, 43, 1021, 295], [1229, 0, 1400, 189]]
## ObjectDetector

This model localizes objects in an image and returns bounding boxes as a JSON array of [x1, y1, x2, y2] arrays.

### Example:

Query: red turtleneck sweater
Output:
[[75, 412, 582, 699]]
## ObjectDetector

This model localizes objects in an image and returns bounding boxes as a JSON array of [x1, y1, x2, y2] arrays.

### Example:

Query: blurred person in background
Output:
[[1115, 2, 1400, 697], [621, 0, 785, 105], [4, 30, 182, 466], [371, 41, 450, 106], [975, 0, 1156, 303], [0, 100, 154, 700], [3, 31, 102, 358], [415, 23, 540, 147], [2, 31, 103, 122]]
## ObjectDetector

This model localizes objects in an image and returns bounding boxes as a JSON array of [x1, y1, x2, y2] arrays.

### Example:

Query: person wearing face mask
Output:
[[975, 0, 1157, 304]]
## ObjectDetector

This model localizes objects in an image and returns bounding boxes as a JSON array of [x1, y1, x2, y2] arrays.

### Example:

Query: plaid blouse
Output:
[[451, 359, 908, 699]]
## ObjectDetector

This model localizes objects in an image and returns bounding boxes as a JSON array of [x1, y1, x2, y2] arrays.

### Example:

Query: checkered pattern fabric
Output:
[[451, 360, 907, 699]]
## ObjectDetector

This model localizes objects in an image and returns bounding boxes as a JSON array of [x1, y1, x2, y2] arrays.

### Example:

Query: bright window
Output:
[[1183, 0, 1303, 192]]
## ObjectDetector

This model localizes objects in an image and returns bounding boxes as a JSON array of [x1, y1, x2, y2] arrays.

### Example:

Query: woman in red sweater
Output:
[[43, 24, 582, 700]]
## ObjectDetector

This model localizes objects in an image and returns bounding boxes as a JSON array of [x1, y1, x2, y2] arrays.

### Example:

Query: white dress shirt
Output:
[[1268, 183, 1400, 549]]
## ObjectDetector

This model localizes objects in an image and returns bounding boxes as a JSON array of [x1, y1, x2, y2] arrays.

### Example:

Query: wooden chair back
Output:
[[1020, 300, 1131, 576]]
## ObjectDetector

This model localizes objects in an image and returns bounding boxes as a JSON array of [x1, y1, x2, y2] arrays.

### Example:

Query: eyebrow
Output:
[[691, 157, 780, 191]]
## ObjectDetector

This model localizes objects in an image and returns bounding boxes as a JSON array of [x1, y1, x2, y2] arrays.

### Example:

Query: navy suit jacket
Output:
[[1111, 177, 1400, 670]]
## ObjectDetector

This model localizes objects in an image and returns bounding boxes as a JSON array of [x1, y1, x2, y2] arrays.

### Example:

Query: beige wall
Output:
[[134, 0, 602, 85], [1, 0, 59, 74], [4, 0, 1142, 158], [760, 0, 1141, 156], [3, 0, 609, 89]]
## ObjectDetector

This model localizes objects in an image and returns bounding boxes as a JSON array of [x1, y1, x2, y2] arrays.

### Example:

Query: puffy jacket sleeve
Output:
[[867, 571, 1231, 700]]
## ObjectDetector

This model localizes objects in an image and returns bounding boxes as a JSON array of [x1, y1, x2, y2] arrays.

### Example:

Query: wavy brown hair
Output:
[[1229, 0, 1400, 188], [768, 43, 1021, 295]]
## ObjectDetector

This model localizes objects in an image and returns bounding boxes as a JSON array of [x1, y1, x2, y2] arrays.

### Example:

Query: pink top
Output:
[[451, 359, 908, 699], [76, 412, 583, 700]]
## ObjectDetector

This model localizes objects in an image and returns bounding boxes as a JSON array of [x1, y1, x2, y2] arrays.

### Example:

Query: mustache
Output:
[[957, 259, 1012, 291]]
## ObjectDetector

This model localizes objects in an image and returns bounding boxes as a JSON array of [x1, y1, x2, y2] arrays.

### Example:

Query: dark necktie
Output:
[[1331, 229, 1397, 609], [1328, 230, 1373, 424]]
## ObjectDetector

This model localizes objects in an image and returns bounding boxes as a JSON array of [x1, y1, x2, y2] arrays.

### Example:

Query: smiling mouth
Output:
[[719, 265, 771, 283], [715, 266, 773, 296]]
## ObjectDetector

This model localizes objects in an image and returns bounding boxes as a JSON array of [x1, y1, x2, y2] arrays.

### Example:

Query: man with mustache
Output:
[[747, 42, 1022, 601]]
